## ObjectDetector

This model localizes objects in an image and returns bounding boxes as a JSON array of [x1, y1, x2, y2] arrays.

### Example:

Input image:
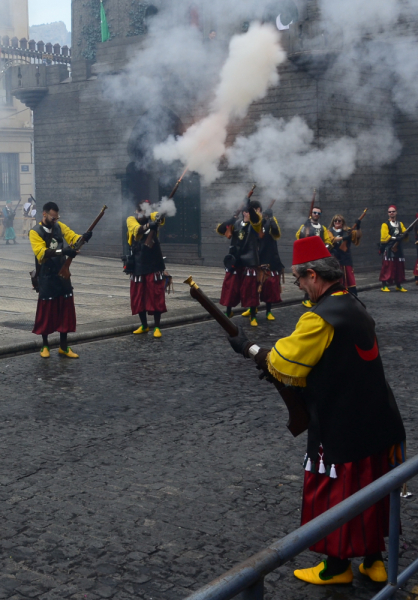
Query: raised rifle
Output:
[[184, 276, 310, 437], [258, 198, 277, 240], [339, 208, 368, 252], [391, 216, 418, 253], [144, 170, 187, 249], [303, 188, 316, 238], [58, 205, 108, 280], [225, 184, 256, 240]]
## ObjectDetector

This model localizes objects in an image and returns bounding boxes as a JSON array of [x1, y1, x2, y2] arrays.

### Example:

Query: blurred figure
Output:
[[2, 200, 18, 245], [328, 214, 362, 296]]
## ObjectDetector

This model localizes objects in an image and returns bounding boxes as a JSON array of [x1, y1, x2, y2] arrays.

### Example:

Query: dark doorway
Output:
[[121, 109, 201, 259]]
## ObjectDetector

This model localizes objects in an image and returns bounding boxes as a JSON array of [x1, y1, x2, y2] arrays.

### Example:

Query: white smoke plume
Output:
[[153, 22, 286, 184], [227, 115, 402, 200], [139, 197, 177, 218]]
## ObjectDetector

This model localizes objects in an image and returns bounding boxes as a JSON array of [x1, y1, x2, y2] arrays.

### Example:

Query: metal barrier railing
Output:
[[184, 454, 418, 600]]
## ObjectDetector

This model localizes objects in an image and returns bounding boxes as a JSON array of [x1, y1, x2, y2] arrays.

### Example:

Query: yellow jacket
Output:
[[29, 222, 81, 263], [127, 212, 165, 246], [381, 222, 407, 244]]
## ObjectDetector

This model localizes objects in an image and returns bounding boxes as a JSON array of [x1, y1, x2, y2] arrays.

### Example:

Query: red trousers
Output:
[[220, 268, 259, 308], [130, 273, 167, 315], [414, 259, 418, 277], [33, 294, 76, 336], [301, 450, 390, 559], [379, 257, 406, 284], [260, 271, 282, 303], [340, 265, 356, 290]]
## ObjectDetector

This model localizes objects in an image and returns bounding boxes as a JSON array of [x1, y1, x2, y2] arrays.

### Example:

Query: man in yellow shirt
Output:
[[228, 236, 405, 586], [29, 202, 92, 358], [379, 205, 408, 292]]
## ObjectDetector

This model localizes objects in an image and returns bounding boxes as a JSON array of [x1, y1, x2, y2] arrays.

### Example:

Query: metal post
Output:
[[238, 578, 264, 600], [388, 487, 401, 586]]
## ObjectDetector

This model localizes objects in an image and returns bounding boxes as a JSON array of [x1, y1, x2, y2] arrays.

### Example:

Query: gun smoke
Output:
[[139, 198, 177, 218]]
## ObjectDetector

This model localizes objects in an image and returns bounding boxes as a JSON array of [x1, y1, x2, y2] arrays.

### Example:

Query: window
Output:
[[0, 154, 20, 202]]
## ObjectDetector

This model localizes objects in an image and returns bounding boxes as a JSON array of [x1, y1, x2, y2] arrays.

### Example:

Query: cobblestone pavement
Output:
[[0, 288, 417, 600]]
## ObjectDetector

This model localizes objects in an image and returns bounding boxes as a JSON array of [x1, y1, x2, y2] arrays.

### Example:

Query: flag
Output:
[[100, 0, 110, 42]]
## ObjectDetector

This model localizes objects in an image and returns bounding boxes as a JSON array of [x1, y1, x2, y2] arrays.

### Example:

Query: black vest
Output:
[[304, 289, 405, 465], [299, 219, 325, 240], [259, 218, 284, 271], [228, 219, 259, 268], [385, 221, 404, 258], [33, 223, 73, 300], [329, 227, 353, 266], [131, 218, 165, 276]]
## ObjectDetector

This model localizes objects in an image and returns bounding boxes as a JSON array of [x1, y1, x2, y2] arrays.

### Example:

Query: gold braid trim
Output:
[[266, 351, 307, 388]]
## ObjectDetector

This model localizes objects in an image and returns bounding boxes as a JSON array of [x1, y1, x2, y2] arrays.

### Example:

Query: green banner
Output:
[[100, 0, 110, 42]]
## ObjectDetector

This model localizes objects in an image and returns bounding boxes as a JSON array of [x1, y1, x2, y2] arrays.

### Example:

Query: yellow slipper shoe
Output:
[[302, 300, 314, 308], [359, 561, 387, 582], [224, 311, 234, 318], [266, 311, 275, 321], [242, 308, 258, 317], [294, 561, 353, 585], [58, 347, 79, 359], [153, 327, 162, 338], [396, 286, 407, 292], [381, 286, 390, 292], [250, 318, 258, 327], [40, 346, 50, 358], [133, 325, 149, 334]]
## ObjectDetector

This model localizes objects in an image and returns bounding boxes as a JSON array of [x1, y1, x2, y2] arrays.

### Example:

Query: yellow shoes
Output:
[[225, 311, 234, 318], [266, 311, 275, 321], [359, 561, 387, 582], [58, 347, 79, 359], [133, 325, 149, 334], [250, 318, 258, 327], [294, 561, 353, 585], [396, 286, 407, 292], [242, 308, 258, 317], [153, 327, 162, 338], [40, 346, 50, 358], [302, 300, 314, 308], [381, 286, 390, 292]]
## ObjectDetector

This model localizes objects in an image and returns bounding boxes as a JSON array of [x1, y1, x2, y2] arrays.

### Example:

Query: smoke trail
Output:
[[140, 198, 177, 218], [227, 115, 402, 200], [153, 22, 286, 184]]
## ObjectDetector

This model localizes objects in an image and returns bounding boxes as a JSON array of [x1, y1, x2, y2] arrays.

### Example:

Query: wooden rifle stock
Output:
[[59, 205, 108, 280], [391, 217, 418, 253], [184, 276, 309, 437], [304, 188, 316, 238], [340, 207, 368, 252], [225, 184, 257, 240]]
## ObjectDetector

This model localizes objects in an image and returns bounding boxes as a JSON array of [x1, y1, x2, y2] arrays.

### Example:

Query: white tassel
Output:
[[319, 459, 326, 474], [305, 458, 312, 472], [330, 464, 337, 479]]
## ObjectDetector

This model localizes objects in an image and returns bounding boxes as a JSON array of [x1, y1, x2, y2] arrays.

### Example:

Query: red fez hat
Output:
[[388, 205, 397, 211], [292, 236, 332, 266]]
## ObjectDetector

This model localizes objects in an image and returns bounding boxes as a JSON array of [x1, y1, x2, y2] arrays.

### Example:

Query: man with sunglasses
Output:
[[296, 205, 332, 307], [228, 236, 405, 587], [217, 200, 262, 326], [379, 205, 408, 292], [29, 202, 92, 358]]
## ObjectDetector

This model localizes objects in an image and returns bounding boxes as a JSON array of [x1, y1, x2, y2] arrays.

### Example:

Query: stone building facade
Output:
[[0, 0, 35, 237], [10, 0, 418, 269]]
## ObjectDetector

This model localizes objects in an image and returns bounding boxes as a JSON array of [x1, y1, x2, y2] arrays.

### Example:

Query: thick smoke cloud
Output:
[[153, 23, 286, 184]]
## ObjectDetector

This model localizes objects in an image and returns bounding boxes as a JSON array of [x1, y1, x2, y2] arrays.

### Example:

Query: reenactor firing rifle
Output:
[[225, 184, 257, 240], [339, 208, 368, 253]]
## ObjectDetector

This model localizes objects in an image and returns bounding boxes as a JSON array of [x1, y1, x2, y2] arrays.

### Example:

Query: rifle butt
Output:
[[58, 259, 72, 280], [273, 382, 309, 437]]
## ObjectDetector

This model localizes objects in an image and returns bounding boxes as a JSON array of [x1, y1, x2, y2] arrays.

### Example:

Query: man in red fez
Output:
[[228, 236, 405, 586], [379, 205, 408, 292]]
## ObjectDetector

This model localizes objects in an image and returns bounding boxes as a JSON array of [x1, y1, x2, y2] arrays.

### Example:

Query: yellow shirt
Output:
[[268, 216, 281, 240], [267, 311, 334, 387], [296, 223, 332, 246], [381, 222, 407, 244], [327, 228, 361, 247], [126, 212, 165, 246], [29, 222, 81, 263]]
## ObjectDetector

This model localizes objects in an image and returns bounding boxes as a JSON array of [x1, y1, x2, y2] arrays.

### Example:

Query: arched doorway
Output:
[[121, 108, 201, 262]]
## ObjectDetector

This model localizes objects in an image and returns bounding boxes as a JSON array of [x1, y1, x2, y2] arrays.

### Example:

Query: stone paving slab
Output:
[[0, 290, 417, 600]]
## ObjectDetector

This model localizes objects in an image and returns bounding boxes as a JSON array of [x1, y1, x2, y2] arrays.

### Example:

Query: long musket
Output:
[[391, 216, 418, 253], [339, 208, 368, 252], [144, 167, 188, 249], [225, 184, 257, 240], [184, 276, 310, 437], [304, 188, 316, 237], [58, 205, 108, 280]]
